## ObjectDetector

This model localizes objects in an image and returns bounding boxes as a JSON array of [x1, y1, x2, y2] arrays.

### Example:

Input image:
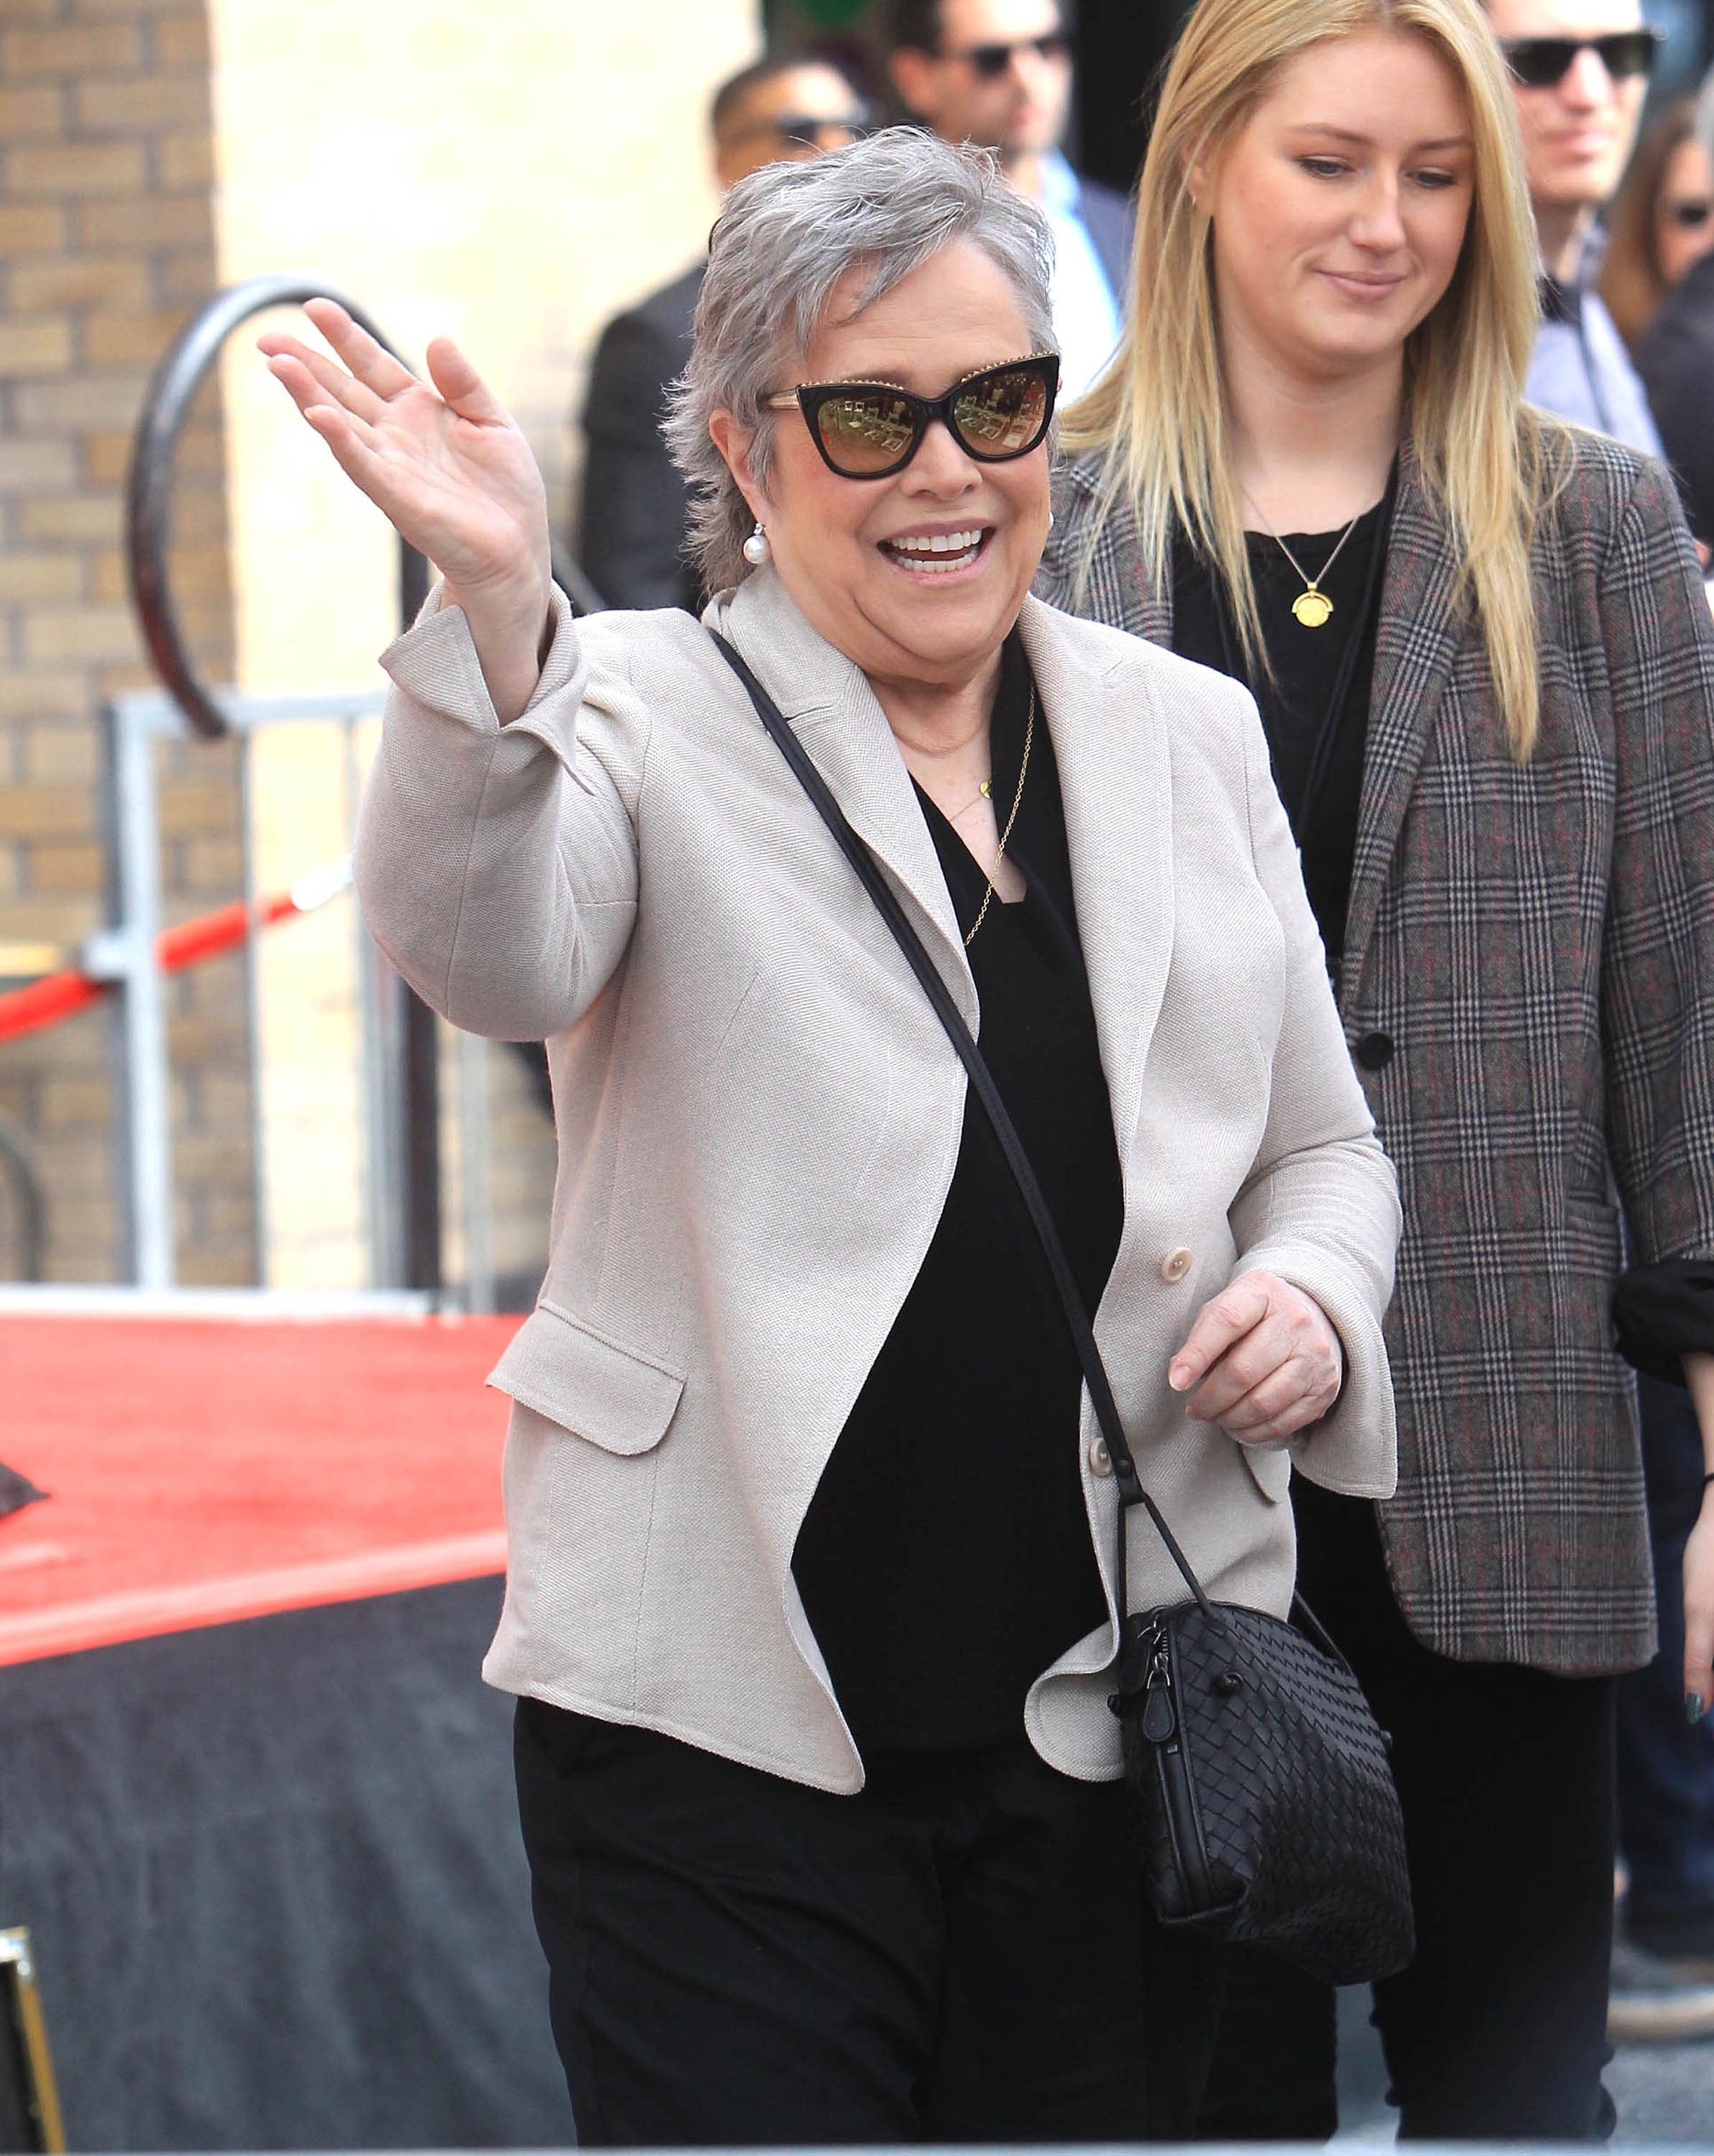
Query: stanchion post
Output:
[[95, 699, 173, 1289], [396, 539, 442, 1294], [0, 1928, 65, 2155]]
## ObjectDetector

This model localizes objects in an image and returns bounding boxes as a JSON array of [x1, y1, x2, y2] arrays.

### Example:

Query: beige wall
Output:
[[0, 0, 252, 1286], [203, 0, 756, 1290], [211, 0, 755, 695]]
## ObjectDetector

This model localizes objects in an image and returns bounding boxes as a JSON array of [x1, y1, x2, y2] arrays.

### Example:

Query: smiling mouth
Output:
[[878, 528, 991, 575], [1320, 270, 1405, 294]]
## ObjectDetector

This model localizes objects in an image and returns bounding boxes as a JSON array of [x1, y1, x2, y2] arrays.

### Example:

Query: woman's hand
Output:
[[1684, 1493, 1714, 1724], [258, 298, 552, 721], [1169, 1271, 1343, 1444]]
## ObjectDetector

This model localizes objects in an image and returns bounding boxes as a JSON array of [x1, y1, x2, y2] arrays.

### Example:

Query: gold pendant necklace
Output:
[[965, 688, 1033, 949], [1255, 507, 1365, 630], [946, 777, 994, 823]]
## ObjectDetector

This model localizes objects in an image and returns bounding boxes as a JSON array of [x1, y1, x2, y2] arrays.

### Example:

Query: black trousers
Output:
[[1197, 1485, 1617, 2143], [515, 1697, 1226, 2145], [1618, 1373, 1714, 1953]]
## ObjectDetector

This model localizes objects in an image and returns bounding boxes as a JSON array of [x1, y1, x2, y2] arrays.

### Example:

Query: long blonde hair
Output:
[[1064, 0, 1562, 759]]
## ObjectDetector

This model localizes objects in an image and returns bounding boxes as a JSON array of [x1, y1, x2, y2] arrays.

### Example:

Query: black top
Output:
[[1171, 495, 1389, 972], [792, 633, 1121, 1758], [1172, 499, 1714, 1382]]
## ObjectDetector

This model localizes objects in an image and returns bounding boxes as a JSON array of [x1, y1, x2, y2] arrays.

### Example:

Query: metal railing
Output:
[[114, 275, 602, 1292], [0, 1110, 45, 1284]]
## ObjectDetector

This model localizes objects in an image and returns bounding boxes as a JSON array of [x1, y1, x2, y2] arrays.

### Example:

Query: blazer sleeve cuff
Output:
[[1231, 1247, 1398, 1498], [379, 579, 586, 743]]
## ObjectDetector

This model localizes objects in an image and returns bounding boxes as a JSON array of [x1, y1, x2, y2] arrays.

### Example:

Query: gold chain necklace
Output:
[[1249, 505, 1365, 629], [964, 684, 1034, 949], [945, 777, 994, 822]]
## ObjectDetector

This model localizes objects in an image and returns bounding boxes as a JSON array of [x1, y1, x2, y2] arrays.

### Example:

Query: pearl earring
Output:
[[742, 521, 770, 567]]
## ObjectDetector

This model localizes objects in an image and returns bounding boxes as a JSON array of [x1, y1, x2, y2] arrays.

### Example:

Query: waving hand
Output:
[[259, 299, 551, 718]]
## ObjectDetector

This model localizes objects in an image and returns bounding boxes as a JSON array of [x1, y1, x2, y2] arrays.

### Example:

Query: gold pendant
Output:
[[1291, 587, 1334, 628], [979, 779, 992, 798]]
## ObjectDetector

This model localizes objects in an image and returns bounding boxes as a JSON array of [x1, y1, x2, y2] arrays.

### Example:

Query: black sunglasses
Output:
[[1499, 28, 1660, 88], [765, 354, 1060, 479], [722, 110, 872, 152], [947, 32, 1074, 79], [1665, 197, 1713, 229]]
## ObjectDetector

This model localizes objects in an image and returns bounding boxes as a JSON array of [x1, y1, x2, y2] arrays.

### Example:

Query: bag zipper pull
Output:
[[1141, 1638, 1176, 1743]]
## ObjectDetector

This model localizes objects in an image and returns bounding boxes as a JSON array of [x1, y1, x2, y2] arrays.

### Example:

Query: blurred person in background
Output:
[[1600, 96, 1714, 348], [1043, 0, 1714, 2134], [887, 0, 1133, 396], [1488, 0, 1663, 450], [575, 54, 869, 612], [1637, 73, 1714, 544]]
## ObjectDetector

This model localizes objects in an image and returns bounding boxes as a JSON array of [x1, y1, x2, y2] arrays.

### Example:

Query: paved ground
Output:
[[1608, 2039, 1714, 2144], [1332, 1986, 1714, 2145]]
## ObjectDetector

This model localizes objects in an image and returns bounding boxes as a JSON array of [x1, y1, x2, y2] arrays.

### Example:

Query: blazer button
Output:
[[1089, 1438, 1113, 1478], [1353, 1031, 1395, 1072], [1161, 1247, 1193, 1283]]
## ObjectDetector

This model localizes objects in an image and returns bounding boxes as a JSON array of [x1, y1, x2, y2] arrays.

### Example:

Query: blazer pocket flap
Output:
[[1236, 1437, 1291, 1503], [487, 1303, 685, 1455]]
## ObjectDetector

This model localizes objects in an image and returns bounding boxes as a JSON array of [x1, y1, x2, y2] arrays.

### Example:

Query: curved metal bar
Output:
[[0, 1107, 47, 1284], [126, 275, 605, 741], [126, 274, 433, 740], [551, 534, 607, 619]]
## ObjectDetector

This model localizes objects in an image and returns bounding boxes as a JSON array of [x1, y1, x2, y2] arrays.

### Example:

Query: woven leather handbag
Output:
[[712, 630, 1415, 1987]]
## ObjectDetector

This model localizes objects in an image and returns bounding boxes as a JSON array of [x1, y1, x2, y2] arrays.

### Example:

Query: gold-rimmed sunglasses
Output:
[[764, 353, 1060, 480]]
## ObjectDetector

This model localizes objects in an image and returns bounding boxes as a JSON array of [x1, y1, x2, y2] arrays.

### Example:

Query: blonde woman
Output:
[[1039, 0, 1714, 2139]]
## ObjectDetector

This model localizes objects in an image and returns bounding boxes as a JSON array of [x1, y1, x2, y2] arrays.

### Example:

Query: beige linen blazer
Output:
[[356, 568, 1401, 1794]]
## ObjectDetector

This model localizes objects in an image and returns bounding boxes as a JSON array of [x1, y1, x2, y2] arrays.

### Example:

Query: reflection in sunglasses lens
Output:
[[952, 368, 1048, 455], [819, 391, 916, 473]]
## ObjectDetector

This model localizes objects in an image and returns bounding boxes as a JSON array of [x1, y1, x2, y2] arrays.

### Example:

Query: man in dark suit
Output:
[[887, 0, 1133, 398], [576, 57, 870, 614]]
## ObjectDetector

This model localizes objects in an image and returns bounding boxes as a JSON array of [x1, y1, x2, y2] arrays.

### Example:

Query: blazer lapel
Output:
[[1015, 596, 1174, 1157], [1340, 444, 1461, 1006], [716, 572, 976, 1024]]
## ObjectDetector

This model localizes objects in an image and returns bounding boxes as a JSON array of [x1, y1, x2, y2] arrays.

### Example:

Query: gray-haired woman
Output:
[[259, 128, 1400, 2144]]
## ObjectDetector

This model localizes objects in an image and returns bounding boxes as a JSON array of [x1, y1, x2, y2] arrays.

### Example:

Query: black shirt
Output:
[[792, 633, 1122, 1758], [1171, 496, 1389, 972], [1172, 496, 1714, 1382]]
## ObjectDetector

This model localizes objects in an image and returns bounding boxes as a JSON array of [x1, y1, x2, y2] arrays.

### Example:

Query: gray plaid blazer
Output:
[[1039, 432, 1714, 1674]]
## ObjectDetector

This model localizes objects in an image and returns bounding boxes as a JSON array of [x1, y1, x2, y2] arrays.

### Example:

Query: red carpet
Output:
[[0, 1309, 520, 1665]]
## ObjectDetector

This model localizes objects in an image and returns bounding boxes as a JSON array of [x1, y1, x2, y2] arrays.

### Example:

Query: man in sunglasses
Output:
[[887, 0, 1131, 399], [1488, 0, 1663, 451], [576, 55, 870, 613]]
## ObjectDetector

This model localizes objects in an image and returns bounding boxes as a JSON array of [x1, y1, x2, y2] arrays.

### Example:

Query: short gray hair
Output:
[[662, 126, 1056, 594]]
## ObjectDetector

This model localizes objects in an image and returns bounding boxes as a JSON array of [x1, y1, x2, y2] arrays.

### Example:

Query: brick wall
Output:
[[0, 0, 252, 1284]]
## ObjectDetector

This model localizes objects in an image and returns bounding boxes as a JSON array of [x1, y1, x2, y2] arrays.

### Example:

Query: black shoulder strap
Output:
[[709, 627, 1213, 1623]]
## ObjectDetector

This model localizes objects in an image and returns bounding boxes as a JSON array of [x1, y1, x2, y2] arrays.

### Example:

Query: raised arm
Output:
[[262, 301, 642, 1040], [259, 299, 552, 720]]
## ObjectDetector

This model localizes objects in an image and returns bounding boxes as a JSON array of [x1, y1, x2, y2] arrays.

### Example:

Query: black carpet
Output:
[[0, 1577, 573, 2149]]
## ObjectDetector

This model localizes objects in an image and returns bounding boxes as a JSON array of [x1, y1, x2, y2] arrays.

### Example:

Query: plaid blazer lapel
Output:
[[1342, 447, 1462, 1008]]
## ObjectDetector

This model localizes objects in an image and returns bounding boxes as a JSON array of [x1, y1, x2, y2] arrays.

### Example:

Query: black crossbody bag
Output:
[[711, 629, 1414, 1986]]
